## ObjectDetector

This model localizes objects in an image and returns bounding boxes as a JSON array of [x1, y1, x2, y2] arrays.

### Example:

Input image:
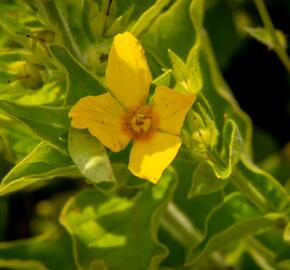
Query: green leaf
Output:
[[189, 0, 204, 32], [186, 192, 284, 266], [0, 260, 48, 270], [0, 228, 75, 270], [63, 1, 89, 51], [140, 0, 195, 73], [0, 1, 37, 33], [189, 119, 243, 196], [220, 119, 243, 174], [81, 0, 97, 43], [166, 0, 204, 95], [245, 27, 287, 49], [60, 171, 176, 269], [0, 142, 76, 196], [105, 6, 134, 37], [10, 82, 63, 106], [131, 0, 171, 37], [0, 100, 70, 150], [36, 0, 86, 59], [112, 162, 146, 189], [68, 129, 116, 188], [50, 44, 105, 105], [189, 162, 227, 197], [115, 0, 155, 22], [186, 0, 203, 91], [275, 246, 290, 269], [0, 51, 27, 63], [284, 222, 290, 243], [237, 155, 290, 213], [173, 158, 224, 232], [258, 143, 290, 182], [0, 101, 69, 129], [0, 119, 40, 162]]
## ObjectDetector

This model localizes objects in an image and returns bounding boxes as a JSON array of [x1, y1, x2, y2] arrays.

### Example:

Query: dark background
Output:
[[205, 0, 290, 155]]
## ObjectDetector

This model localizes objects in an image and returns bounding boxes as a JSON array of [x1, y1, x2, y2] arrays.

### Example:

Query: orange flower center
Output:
[[122, 106, 159, 140], [130, 113, 151, 133]]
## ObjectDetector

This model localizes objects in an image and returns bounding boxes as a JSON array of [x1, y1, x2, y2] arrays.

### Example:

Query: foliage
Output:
[[0, 0, 289, 269]]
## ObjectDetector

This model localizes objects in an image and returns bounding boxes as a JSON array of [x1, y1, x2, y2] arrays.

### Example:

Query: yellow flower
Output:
[[69, 32, 195, 183]]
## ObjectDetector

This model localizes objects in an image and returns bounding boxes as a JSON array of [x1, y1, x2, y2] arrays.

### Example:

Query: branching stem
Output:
[[38, 1, 83, 62], [254, 0, 290, 74]]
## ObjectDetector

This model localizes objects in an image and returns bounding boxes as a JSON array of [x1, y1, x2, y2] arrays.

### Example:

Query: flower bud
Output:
[[18, 62, 45, 90]]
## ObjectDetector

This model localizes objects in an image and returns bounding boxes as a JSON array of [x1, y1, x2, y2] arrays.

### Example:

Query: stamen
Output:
[[130, 113, 151, 133], [122, 105, 159, 141]]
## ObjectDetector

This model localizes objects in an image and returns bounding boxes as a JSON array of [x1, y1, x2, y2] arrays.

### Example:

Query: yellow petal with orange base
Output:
[[106, 32, 152, 109], [128, 132, 181, 183], [69, 93, 131, 152], [152, 86, 196, 135]]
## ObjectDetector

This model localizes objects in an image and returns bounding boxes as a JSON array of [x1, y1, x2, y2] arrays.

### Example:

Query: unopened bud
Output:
[[18, 62, 45, 90], [26, 30, 55, 44]]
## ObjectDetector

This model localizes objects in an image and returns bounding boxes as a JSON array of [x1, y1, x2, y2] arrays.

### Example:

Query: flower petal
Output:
[[69, 93, 131, 152], [106, 32, 152, 109], [152, 86, 195, 135], [128, 132, 181, 183]]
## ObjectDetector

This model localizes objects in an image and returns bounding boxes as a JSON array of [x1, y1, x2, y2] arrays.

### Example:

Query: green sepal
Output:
[[152, 69, 171, 87]]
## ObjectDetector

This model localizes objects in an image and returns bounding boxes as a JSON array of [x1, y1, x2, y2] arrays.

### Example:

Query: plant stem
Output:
[[161, 202, 202, 248], [161, 202, 228, 268], [231, 170, 270, 213], [38, 1, 83, 63], [254, 0, 290, 74], [202, 31, 272, 213], [206, 148, 271, 213], [246, 237, 276, 270]]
